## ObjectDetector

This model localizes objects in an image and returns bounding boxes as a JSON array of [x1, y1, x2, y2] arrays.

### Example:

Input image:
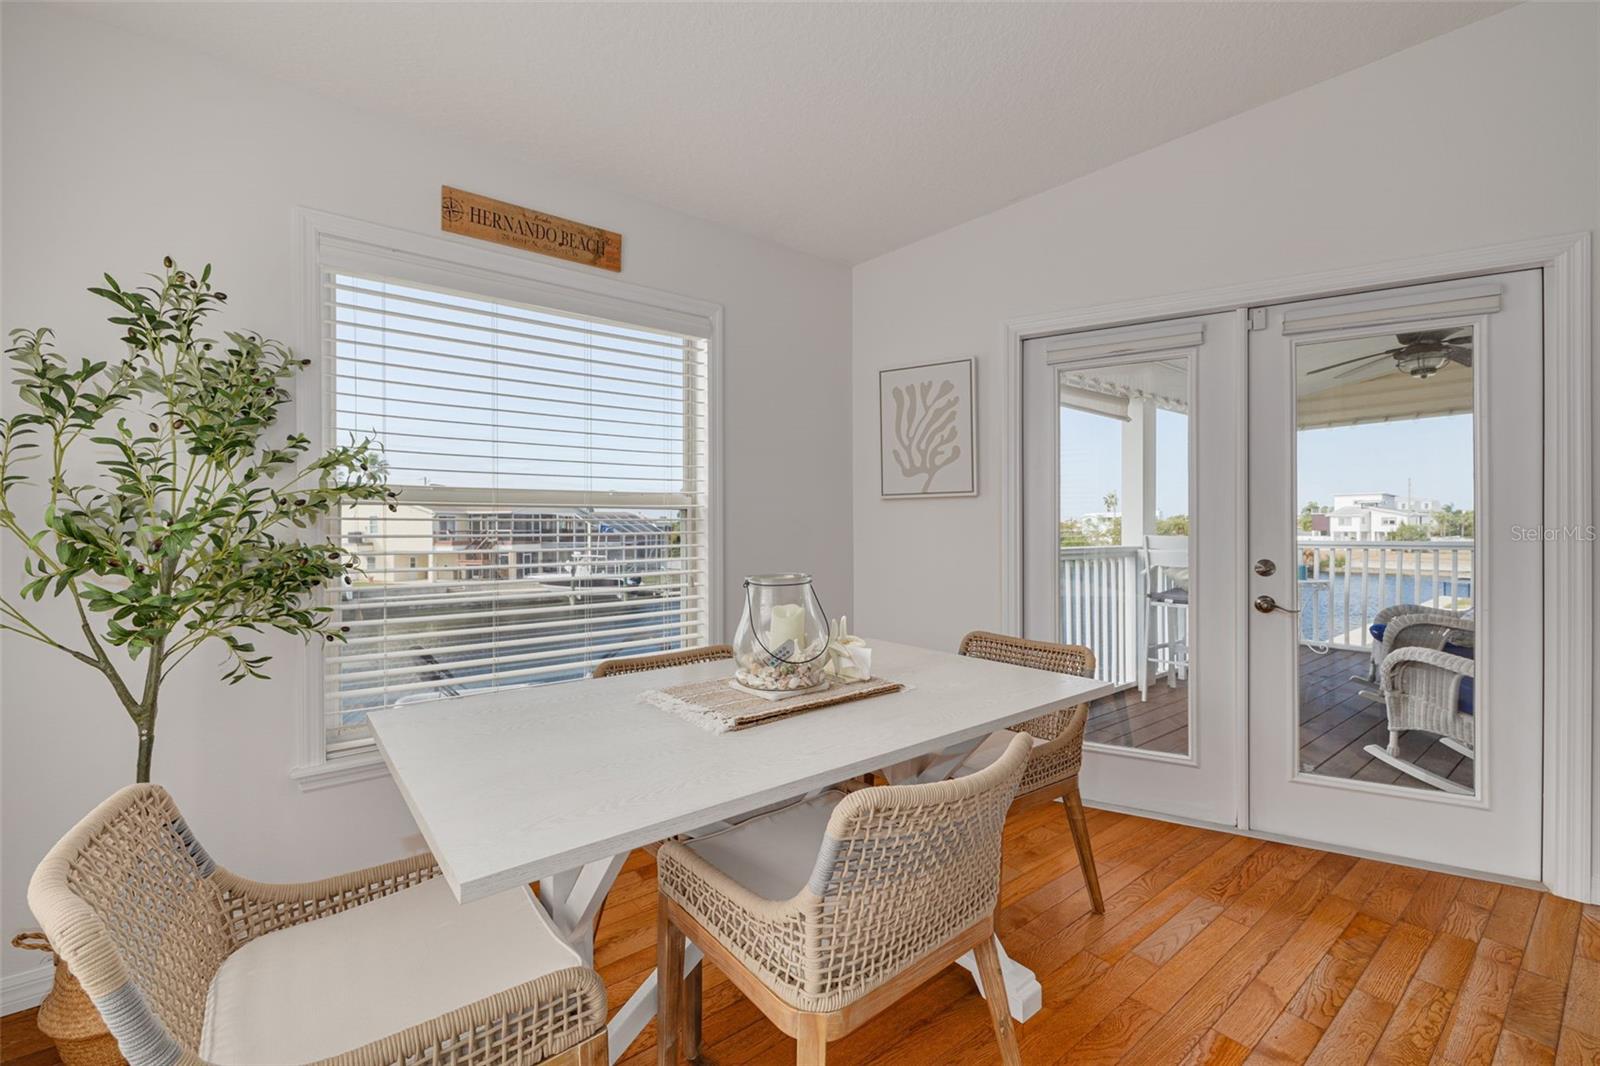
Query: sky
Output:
[[1296, 415, 1472, 511], [1059, 407, 1474, 520], [1059, 407, 1189, 518]]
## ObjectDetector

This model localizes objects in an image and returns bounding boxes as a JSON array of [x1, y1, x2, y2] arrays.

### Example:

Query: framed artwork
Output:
[[879, 357, 977, 498]]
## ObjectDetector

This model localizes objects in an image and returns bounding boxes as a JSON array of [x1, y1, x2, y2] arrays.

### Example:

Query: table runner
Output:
[[641, 676, 904, 733]]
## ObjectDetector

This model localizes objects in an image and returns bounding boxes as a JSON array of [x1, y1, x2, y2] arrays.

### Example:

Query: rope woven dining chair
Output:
[[956, 630, 1105, 913], [28, 784, 609, 1066], [655, 730, 1029, 1065], [591, 644, 733, 678]]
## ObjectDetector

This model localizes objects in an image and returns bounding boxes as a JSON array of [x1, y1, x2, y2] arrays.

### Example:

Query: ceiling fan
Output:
[[1307, 328, 1472, 381]]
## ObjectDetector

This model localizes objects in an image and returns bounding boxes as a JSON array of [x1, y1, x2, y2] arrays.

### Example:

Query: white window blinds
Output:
[[323, 271, 711, 757]]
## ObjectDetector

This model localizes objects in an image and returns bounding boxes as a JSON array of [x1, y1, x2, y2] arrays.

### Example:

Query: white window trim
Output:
[[289, 207, 725, 790]]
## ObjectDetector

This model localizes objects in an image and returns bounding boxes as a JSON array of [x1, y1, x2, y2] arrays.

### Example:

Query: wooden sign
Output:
[[440, 186, 621, 272]]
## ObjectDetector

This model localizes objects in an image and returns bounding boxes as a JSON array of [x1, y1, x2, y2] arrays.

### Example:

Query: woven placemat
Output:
[[640, 676, 904, 733]]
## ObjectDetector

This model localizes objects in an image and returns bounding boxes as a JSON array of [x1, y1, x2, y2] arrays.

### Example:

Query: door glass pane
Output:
[[1294, 326, 1477, 794], [1057, 356, 1192, 756]]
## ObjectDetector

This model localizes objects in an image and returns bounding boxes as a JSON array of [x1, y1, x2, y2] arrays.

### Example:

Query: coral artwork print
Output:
[[879, 359, 976, 497], [891, 379, 962, 491]]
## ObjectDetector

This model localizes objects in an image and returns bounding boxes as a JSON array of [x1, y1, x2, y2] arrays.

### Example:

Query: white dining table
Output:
[[368, 638, 1112, 1063]]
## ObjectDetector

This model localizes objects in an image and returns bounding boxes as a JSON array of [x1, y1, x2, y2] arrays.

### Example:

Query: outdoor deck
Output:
[[1084, 645, 1475, 792]]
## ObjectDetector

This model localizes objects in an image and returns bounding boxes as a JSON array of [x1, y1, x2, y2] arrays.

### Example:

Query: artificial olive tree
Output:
[[0, 260, 391, 781]]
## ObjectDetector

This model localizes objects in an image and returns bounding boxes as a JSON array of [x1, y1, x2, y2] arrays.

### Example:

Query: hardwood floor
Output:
[[1087, 647, 1475, 793], [4, 807, 1594, 1065]]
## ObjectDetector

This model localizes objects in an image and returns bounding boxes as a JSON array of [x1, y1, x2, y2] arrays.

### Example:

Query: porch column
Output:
[[1120, 397, 1157, 546]]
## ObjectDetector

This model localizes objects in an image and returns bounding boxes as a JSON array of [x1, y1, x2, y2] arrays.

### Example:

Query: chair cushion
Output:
[[201, 877, 580, 1065], [1370, 622, 1386, 642], [682, 790, 846, 900], [952, 729, 1049, 779], [1458, 676, 1475, 716], [1150, 586, 1189, 604]]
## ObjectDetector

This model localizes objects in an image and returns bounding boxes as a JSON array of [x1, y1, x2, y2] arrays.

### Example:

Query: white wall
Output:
[[0, 4, 852, 998], [852, 4, 1598, 881]]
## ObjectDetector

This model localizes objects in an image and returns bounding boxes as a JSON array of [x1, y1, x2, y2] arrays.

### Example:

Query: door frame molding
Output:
[[998, 232, 1592, 902]]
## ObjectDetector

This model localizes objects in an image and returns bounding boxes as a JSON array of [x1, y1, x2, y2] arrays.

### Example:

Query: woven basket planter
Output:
[[11, 932, 124, 1066]]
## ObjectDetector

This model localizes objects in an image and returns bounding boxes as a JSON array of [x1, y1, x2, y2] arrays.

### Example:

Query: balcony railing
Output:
[[1294, 538, 1472, 650], [1059, 537, 1474, 681], [1059, 546, 1142, 687]]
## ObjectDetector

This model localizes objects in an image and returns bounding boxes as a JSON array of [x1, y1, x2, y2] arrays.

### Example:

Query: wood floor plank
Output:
[[1330, 859, 1389, 904], [1360, 864, 1429, 925], [1246, 1011, 1324, 1065], [1503, 969, 1571, 1050], [1369, 977, 1456, 1066], [1094, 835, 1270, 965], [1435, 938, 1528, 1066], [1355, 921, 1433, 1005], [1561, 955, 1600, 1039], [1415, 931, 1479, 988], [1214, 894, 1361, 1047], [1134, 916, 1253, 1014], [1523, 896, 1585, 984], [1288, 911, 1392, 1030], [1443, 899, 1494, 942], [1021, 952, 1159, 1058], [0, 1011, 52, 1063], [1067, 997, 1166, 1065], [1181, 1029, 1253, 1066], [1303, 987, 1393, 1066], [1485, 886, 1545, 949], [1575, 906, 1600, 962], [1553, 1026, 1600, 1066], [1396, 871, 1462, 933], [1492, 1027, 1559, 1066]]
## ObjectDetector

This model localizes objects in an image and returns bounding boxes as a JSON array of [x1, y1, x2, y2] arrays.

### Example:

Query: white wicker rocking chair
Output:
[[1360, 612, 1477, 795]]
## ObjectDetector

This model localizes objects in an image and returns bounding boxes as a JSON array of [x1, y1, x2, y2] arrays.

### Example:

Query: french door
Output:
[[1021, 314, 1245, 825], [1020, 270, 1545, 880], [1247, 271, 1544, 880]]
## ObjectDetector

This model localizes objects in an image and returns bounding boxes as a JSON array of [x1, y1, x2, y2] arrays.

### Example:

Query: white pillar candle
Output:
[[769, 602, 805, 647]]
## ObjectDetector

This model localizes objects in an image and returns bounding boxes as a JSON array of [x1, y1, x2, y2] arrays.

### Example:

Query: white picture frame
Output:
[[879, 357, 977, 498]]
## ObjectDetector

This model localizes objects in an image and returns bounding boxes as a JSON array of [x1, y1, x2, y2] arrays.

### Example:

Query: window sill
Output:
[[290, 752, 392, 792]]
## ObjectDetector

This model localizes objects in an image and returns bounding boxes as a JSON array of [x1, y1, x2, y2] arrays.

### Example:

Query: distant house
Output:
[[341, 501, 436, 582], [431, 508, 673, 582], [1331, 492, 1438, 517], [1322, 490, 1442, 540], [1328, 504, 1408, 540], [343, 505, 676, 584]]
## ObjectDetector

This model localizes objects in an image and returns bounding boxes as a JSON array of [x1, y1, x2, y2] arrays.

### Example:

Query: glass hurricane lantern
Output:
[[731, 573, 831, 692]]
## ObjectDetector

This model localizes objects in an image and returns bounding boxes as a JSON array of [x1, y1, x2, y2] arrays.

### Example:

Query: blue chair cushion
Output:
[[1150, 587, 1188, 604], [1458, 676, 1474, 716], [1370, 622, 1386, 642]]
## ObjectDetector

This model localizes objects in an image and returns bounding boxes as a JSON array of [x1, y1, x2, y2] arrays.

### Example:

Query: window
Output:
[[317, 267, 712, 760]]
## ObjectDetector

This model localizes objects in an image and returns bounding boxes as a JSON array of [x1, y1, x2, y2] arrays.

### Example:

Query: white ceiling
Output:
[[67, 2, 1510, 264]]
